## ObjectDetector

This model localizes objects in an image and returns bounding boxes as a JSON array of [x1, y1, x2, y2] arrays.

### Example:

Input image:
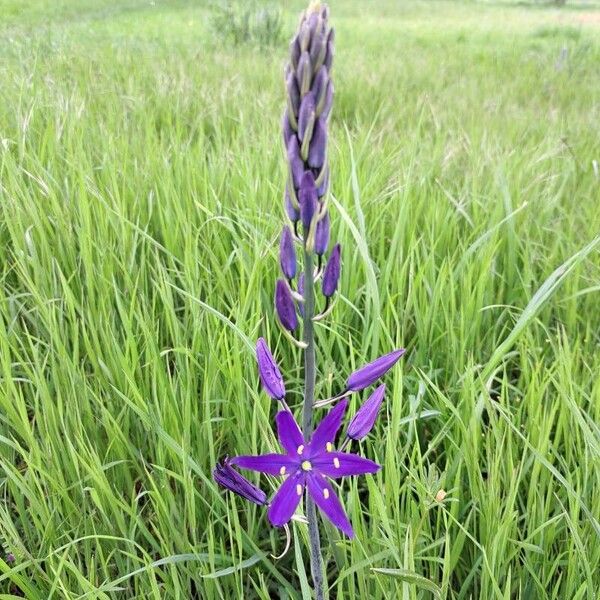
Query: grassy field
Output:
[[1, 0, 600, 598]]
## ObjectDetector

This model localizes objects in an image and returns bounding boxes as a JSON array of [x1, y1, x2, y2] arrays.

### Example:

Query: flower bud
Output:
[[279, 226, 296, 280], [322, 243, 341, 297], [346, 349, 405, 392], [286, 136, 303, 189], [256, 337, 286, 400], [285, 184, 299, 223], [314, 212, 330, 256], [308, 117, 327, 170], [275, 279, 298, 331], [299, 171, 318, 231], [347, 384, 386, 440], [297, 51, 312, 97], [213, 461, 267, 505], [298, 92, 316, 144]]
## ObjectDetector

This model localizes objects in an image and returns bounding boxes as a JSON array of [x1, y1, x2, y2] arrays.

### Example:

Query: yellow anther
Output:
[[323, 488, 329, 499], [296, 484, 303, 496], [301, 460, 312, 471], [279, 466, 286, 475], [297, 445, 304, 455], [326, 442, 333, 452], [333, 457, 340, 469]]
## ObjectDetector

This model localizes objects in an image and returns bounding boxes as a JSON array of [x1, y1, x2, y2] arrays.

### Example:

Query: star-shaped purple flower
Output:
[[230, 399, 380, 538]]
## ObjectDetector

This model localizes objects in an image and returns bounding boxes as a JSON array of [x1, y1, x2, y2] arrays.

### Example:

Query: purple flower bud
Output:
[[279, 226, 296, 280], [275, 279, 298, 331], [298, 92, 315, 143], [315, 165, 329, 197], [256, 337, 285, 400], [286, 73, 300, 117], [297, 273, 305, 317], [289, 36, 301, 69], [308, 117, 327, 169], [297, 51, 311, 96], [282, 111, 294, 146], [322, 243, 340, 297], [299, 171, 318, 230], [287, 136, 303, 189], [346, 349, 405, 392], [314, 211, 330, 256], [347, 384, 386, 440], [6, 553, 15, 564], [285, 184, 299, 223], [312, 66, 328, 112], [310, 30, 327, 68], [213, 461, 267, 505]]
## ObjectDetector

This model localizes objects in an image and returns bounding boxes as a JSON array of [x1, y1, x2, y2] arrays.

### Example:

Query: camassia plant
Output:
[[213, 2, 405, 597]]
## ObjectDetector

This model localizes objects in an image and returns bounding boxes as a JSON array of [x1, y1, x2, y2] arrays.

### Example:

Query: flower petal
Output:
[[312, 452, 381, 479], [276, 411, 305, 455], [309, 399, 348, 454], [306, 472, 353, 537], [268, 472, 305, 527], [230, 454, 298, 476]]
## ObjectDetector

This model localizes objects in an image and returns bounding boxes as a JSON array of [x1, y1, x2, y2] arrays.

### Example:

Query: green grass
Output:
[[1, 0, 599, 598]]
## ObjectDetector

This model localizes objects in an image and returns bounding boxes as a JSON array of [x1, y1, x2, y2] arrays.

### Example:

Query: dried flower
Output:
[[231, 400, 380, 537], [322, 243, 340, 297], [256, 337, 286, 400], [346, 349, 405, 392], [213, 460, 268, 506], [275, 279, 298, 331], [346, 384, 385, 440]]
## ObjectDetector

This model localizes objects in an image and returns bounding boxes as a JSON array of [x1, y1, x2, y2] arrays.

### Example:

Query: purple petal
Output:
[[286, 73, 300, 117], [346, 349, 405, 392], [298, 92, 316, 143], [309, 399, 348, 454], [312, 65, 328, 110], [230, 453, 298, 476], [279, 226, 297, 280], [286, 136, 303, 189], [213, 462, 267, 505], [316, 165, 329, 198], [306, 472, 353, 537], [268, 472, 305, 527], [322, 243, 341, 297], [255, 337, 285, 400], [324, 39, 334, 71], [312, 452, 381, 479], [298, 171, 318, 230], [314, 211, 330, 256], [275, 410, 305, 455], [296, 51, 311, 96], [275, 279, 298, 331], [289, 36, 300, 69], [308, 117, 327, 170], [346, 384, 386, 440], [285, 184, 299, 223], [282, 110, 294, 147]]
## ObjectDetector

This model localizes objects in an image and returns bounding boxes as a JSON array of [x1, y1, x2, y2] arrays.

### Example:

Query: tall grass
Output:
[[0, 1, 599, 598]]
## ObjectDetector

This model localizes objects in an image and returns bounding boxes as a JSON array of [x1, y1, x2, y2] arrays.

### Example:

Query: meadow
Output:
[[1, 0, 599, 598]]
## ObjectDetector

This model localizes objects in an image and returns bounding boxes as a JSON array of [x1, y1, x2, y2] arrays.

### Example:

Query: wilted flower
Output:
[[231, 400, 380, 537], [279, 226, 297, 281], [213, 460, 268, 506], [347, 384, 385, 440], [275, 279, 298, 331], [346, 349, 405, 392], [322, 243, 340, 297], [256, 337, 286, 400]]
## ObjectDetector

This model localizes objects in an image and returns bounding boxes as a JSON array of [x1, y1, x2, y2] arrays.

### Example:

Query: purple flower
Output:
[[279, 226, 296, 280], [213, 460, 268, 506], [299, 171, 318, 230], [314, 212, 330, 256], [275, 279, 298, 331], [231, 400, 380, 537], [256, 337, 285, 400], [322, 243, 341, 297], [346, 349, 405, 392], [347, 384, 386, 440]]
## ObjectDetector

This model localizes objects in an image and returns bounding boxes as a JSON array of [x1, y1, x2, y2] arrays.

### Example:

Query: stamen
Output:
[[323, 488, 329, 499], [297, 444, 304, 455], [279, 466, 286, 475], [296, 484, 303, 496], [326, 442, 333, 452], [333, 457, 340, 469]]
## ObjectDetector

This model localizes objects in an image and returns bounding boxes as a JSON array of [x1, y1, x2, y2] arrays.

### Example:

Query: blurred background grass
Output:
[[0, 0, 599, 598]]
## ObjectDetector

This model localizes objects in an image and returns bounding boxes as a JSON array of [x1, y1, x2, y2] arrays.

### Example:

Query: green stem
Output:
[[302, 249, 325, 600]]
